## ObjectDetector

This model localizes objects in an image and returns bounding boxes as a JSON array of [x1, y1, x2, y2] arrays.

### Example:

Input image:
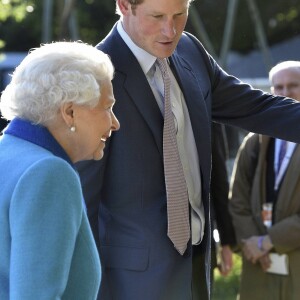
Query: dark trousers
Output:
[[192, 244, 216, 300]]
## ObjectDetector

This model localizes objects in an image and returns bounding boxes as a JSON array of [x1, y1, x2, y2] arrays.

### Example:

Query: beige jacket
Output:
[[229, 133, 300, 300]]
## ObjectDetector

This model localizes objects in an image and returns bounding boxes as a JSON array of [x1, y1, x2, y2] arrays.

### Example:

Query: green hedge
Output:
[[212, 254, 242, 300]]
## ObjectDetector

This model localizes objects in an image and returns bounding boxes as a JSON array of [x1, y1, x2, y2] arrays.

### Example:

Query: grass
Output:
[[212, 254, 242, 300]]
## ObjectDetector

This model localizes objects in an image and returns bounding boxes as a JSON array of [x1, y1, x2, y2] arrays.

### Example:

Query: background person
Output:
[[76, 1, 300, 299], [0, 41, 119, 299], [229, 60, 300, 300]]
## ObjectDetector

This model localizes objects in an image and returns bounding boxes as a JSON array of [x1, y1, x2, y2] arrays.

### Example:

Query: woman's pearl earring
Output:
[[70, 126, 76, 132]]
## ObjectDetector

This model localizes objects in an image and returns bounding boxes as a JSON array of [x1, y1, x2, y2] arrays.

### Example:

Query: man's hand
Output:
[[241, 235, 273, 263], [218, 245, 233, 276], [258, 253, 271, 271]]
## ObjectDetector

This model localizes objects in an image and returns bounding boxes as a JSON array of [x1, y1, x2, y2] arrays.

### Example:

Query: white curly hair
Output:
[[0, 41, 114, 125]]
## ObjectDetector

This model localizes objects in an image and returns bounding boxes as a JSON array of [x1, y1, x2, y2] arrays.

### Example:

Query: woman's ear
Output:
[[60, 102, 74, 128]]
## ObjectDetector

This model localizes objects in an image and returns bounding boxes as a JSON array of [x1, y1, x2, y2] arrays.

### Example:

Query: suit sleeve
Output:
[[229, 133, 261, 245], [9, 158, 83, 299], [183, 32, 300, 144], [211, 123, 236, 246], [268, 214, 300, 253]]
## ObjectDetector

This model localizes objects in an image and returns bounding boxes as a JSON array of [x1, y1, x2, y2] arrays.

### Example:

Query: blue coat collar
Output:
[[5, 118, 73, 166]]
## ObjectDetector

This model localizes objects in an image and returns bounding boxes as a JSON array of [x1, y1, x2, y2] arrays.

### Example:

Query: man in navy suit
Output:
[[77, 0, 300, 299]]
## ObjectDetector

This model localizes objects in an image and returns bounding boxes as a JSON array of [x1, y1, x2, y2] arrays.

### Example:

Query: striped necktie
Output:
[[156, 58, 190, 255]]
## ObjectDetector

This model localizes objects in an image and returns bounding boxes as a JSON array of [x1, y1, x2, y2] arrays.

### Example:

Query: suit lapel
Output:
[[121, 63, 164, 157], [170, 52, 211, 176], [100, 26, 164, 157], [278, 144, 300, 208]]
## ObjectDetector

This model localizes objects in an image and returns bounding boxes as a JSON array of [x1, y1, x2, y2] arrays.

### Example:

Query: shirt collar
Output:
[[4, 118, 73, 167], [117, 21, 156, 75]]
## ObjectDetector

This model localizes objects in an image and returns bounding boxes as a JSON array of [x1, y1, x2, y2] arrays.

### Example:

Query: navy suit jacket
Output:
[[77, 23, 300, 300]]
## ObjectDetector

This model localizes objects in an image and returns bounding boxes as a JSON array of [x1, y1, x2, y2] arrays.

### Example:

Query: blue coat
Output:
[[77, 23, 300, 300], [0, 119, 100, 299]]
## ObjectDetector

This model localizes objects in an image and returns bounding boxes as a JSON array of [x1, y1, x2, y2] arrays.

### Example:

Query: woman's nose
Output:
[[111, 111, 120, 131]]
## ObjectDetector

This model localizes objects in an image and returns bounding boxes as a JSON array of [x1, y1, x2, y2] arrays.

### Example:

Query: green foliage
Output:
[[2, 0, 300, 54], [0, 0, 34, 49], [0, 0, 118, 52], [76, 0, 118, 46], [189, 0, 300, 54], [212, 254, 242, 300], [0, 0, 33, 22]]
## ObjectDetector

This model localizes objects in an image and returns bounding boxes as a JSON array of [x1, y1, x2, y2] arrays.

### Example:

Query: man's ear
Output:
[[117, 0, 130, 15], [60, 102, 74, 128]]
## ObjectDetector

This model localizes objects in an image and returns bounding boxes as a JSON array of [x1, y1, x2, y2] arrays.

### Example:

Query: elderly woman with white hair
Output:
[[0, 41, 120, 299]]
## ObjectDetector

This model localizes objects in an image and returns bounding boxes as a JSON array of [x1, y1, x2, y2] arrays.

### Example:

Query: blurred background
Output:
[[2, 0, 300, 85]]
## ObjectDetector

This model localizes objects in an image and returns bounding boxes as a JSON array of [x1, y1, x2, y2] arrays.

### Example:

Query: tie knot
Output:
[[156, 58, 169, 78]]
